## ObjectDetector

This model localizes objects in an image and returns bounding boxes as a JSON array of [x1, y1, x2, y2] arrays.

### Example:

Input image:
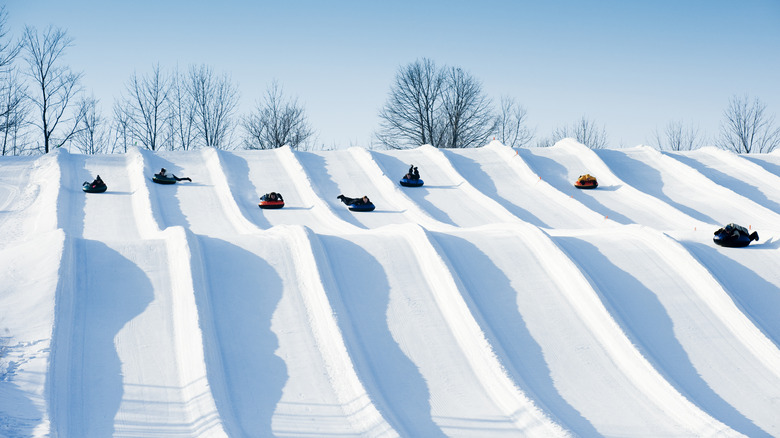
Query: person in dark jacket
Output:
[[92, 175, 104, 187], [158, 167, 192, 182], [263, 192, 283, 201], [337, 194, 370, 205]]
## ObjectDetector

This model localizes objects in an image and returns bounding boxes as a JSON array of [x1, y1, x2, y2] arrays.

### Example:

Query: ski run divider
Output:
[[395, 222, 571, 436], [419, 145, 532, 224], [516, 221, 734, 435], [632, 226, 780, 375], [278, 225, 398, 437], [276, 146, 362, 233], [123, 147, 229, 435], [632, 146, 780, 227], [487, 141, 609, 228], [554, 140, 705, 230]]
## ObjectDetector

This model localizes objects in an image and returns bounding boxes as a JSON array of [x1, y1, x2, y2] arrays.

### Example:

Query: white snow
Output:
[[1, 138, 779, 437]]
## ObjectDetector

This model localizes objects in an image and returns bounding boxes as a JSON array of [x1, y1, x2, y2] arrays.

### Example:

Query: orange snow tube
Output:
[[574, 174, 598, 189]]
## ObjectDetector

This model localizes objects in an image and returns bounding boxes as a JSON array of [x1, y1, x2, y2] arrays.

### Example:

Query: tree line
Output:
[[1, 8, 778, 156]]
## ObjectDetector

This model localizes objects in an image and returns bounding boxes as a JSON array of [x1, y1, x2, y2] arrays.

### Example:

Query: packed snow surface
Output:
[[1, 139, 779, 437]]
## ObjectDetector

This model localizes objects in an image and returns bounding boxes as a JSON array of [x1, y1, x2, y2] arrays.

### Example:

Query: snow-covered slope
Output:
[[2, 139, 779, 437]]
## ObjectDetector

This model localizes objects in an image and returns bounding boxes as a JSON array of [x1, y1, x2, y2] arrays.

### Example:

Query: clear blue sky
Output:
[[6, 0, 780, 148]]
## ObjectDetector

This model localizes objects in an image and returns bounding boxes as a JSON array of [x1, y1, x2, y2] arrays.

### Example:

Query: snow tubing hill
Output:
[[348, 202, 375, 212], [400, 177, 424, 187], [153, 174, 177, 184], [82, 182, 107, 193]]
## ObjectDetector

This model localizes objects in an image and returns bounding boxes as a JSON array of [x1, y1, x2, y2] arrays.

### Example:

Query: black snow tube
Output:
[[713, 224, 759, 247], [82, 182, 107, 193]]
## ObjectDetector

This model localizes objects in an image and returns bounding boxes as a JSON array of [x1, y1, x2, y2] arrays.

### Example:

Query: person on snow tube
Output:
[[404, 165, 420, 180], [262, 192, 283, 202], [90, 175, 104, 187], [83, 175, 107, 192], [337, 194, 371, 206], [713, 223, 759, 247], [156, 167, 192, 182]]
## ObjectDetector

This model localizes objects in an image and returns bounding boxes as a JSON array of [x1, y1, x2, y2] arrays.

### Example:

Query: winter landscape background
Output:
[[1, 139, 780, 437]]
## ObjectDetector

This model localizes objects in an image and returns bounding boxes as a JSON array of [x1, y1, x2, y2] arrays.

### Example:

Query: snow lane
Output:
[[519, 140, 701, 229], [596, 146, 780, 230], [441, 142, 607, 229], [432, 224, 734, 437], [79, 153, 141, 240], [295, 149, 410, 229], [664, 147, 780, 217], [552, 228, 780, 436], [315, 226, 565, 437], [678, 235, 780, 347], [226, 146, 354, 233], [367, 146, 515, 227], [57, 148, 227, 436]]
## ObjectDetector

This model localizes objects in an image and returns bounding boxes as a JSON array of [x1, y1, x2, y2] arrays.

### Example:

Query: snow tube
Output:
[[82, 182, 107, 193], [713, 224, 759, 248], [258, 194, 285, 209], [348, 202, 375, 212], [153, 174, 177, 184], [400, 177, 424, 187], [574, 174, 598, 189]]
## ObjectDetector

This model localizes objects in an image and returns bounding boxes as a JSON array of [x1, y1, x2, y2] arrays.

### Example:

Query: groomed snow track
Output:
[[1, 139, 779, 437]]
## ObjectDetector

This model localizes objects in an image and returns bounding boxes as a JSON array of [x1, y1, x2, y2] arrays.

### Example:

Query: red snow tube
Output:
[[259, 193, 285, 209], [259, 200, 285, 209]]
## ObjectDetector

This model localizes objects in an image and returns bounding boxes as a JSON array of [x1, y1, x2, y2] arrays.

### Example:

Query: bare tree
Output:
[[117, 64, 171, 151], [0, 6, 20, 72], [72, 95, 109, 154], [111, 101, 132, 153], [1, 70, 30, 155], [0, 6, 25, 151], [718, 94, 780, 153], [551, 116, 609, 149], [652, 120, 705, 151], [188, 64, 238, 149], [440, 66, 494, 148], [22, 25, 84, 153], [494, 96, 534, 147], [167, 66, 196, 150], [377, 59, 498, 149], [242, 80, 314, 150], [377, 58, 446, 149], [1, 67, 30, 156]]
